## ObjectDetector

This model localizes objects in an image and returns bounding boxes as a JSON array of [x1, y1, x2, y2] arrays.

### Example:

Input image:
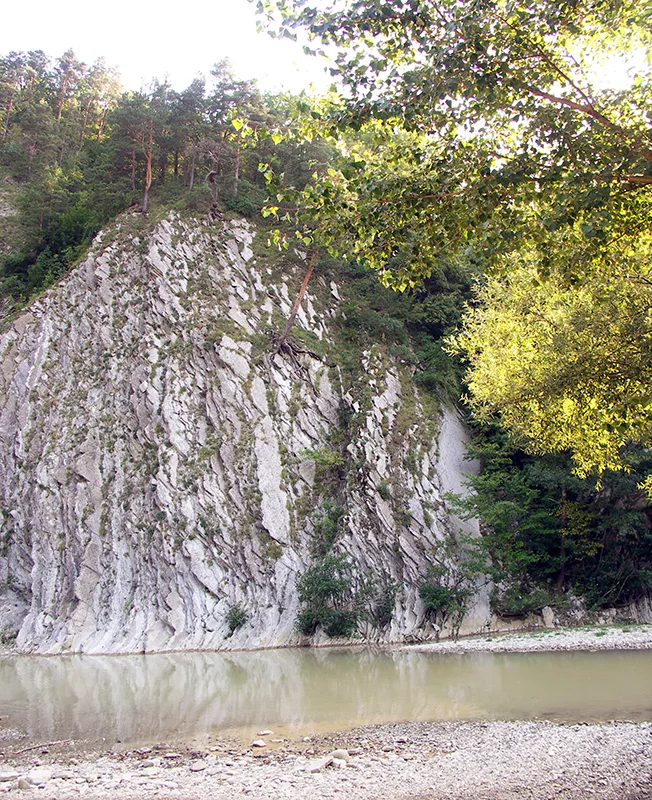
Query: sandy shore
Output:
[[1, 624, 651, 799]]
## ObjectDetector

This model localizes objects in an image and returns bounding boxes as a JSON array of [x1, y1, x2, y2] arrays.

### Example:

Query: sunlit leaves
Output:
[[452, 244, 652, 478], [256, 0, 652, 479]]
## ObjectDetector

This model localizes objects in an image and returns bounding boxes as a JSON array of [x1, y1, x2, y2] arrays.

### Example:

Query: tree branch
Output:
[[521, 84, 652, 162], [624, 175, 652, 186]]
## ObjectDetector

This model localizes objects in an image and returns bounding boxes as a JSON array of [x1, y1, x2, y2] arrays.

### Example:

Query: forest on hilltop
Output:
[[0, 50, 323, 306], [1, 0, 651, 626]]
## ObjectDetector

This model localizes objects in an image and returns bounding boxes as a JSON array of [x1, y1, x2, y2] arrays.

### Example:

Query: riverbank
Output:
[[405, 621, 652, 654], [1, 719, 651, 799], [2, 621, 651, 659]]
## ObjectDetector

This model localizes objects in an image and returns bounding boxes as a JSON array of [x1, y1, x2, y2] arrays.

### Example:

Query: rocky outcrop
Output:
[[0, 211, 490, 653]]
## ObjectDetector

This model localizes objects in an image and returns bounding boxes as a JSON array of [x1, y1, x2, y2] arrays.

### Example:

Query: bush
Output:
[[180, 185, 213, 213], [418, 553, 472, 636], [371, 576, 399, 629], [226, 603, 248, 634], [311, 500, 346, 557], [376, 481, 392, 501], [490, 584, 552, 618], [419, 581, 460, 615], [225, 195, 258, 217], [300, 447, 345, 474], [296, 607, 358, 637], [295, 554, 359, 638]]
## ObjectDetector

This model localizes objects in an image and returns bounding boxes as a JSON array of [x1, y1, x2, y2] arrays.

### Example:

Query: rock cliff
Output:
[[0, 211, 490, 653]]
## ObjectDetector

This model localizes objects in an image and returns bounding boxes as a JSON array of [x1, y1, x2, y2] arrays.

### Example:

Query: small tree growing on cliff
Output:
[[418, 540, 473, 639], [296, 553, 360, 637]]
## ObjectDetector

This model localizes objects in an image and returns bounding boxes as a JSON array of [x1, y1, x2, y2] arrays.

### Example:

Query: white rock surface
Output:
[[0, 212, 493, 654]]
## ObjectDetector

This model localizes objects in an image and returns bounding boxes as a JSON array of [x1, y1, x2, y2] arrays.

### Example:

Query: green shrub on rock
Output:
[[490, 584, 553, 619], [295, 553, 359, 637], [418, 551, 472, 637], [226, 603, 248, 635]]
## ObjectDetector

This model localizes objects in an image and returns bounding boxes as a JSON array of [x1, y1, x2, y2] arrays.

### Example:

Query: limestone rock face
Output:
[[0, 212, 484, 653]]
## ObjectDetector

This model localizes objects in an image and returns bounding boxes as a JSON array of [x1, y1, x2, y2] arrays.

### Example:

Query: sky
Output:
[[1, 0, 648, 96], [1, 0, 333, 93]]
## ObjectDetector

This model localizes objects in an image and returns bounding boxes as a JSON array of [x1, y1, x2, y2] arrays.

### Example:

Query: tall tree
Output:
[[167, 77, 206, 182], [0, 52, 25, 143], [74, 58, 121, 149]]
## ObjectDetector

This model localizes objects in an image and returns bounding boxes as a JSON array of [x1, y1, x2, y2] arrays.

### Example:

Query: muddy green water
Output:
[[1, 648, 651, 747]]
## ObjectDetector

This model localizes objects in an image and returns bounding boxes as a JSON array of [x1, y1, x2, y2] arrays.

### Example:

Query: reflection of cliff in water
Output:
[[2, 649, 652, 745]]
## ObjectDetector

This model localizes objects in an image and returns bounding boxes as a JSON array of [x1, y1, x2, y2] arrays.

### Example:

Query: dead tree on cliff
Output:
[[272, 250, 318, 355]]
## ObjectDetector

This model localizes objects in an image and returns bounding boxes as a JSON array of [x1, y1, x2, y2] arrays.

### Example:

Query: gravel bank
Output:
[[1, 720, 651, 799], [405, 623, 652, 654]]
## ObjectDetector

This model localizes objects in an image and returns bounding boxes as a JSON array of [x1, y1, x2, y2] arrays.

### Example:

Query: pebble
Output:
[[189, 761, 207, 772], [24, 768, 52, 785], [308, 758, 333, 773], [251, 739, 267, 748]]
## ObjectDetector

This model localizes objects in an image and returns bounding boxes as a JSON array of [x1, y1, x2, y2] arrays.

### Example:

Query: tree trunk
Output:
[[27, 142, 36, 180], [2, 88, 15, 142], [78, 97, 93, 148], [188, 150, 196, 191], [56, 75, 68, 123], [130, 148, 136, 193], [273, 250, 318, 354], [142, 128, 153, 216], [556, 487, 568, 591], [556, 535, 567, 591], [233, 146, 241, 196], [96, 106, 107, 142], [174, 150, 179, 178]]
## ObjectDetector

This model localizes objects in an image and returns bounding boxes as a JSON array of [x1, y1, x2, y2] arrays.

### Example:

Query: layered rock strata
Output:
[[0, 211, 487, 653]]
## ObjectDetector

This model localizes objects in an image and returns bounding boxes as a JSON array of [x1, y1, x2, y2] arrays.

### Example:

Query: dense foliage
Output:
[[452, 254, 652, 477], [259, 0, 652, 480], [296, 553, 360, 636], [453, 424, 652, 612]]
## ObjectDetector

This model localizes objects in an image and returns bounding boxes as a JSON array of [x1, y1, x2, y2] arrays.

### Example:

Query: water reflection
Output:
[[1, 648, 651, 746]]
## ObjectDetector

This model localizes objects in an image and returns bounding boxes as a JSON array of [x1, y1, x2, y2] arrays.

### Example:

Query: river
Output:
[[1, 648, 651, 748]]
